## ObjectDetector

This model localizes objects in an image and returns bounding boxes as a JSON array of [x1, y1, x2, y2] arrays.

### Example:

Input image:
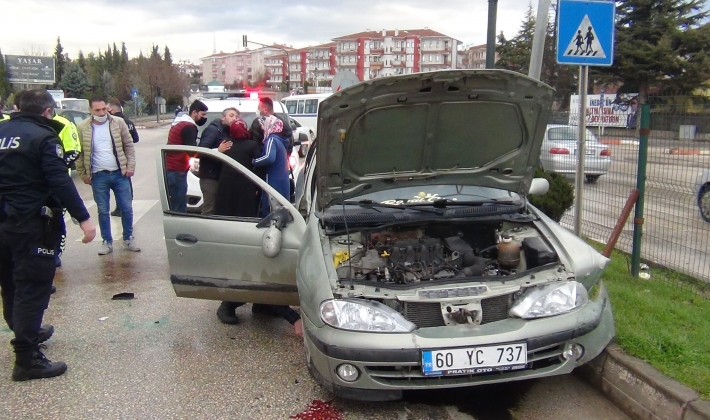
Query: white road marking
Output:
[[70, 199, 159, 242]]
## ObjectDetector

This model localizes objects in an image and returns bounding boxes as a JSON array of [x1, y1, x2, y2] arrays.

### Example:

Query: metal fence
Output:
[[549, 93, 710, 297]]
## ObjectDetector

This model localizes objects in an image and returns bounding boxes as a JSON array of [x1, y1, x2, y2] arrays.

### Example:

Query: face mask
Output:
[[93, 114, 108, 123], [197, 117, 208, 126]]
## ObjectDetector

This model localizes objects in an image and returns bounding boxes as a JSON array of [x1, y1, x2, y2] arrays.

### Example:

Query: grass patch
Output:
[[591, 242, 710, 399]]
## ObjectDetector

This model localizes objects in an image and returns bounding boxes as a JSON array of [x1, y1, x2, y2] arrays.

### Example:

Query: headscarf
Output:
[[229, 117, 250, 139], [260, 115, 283, 143]]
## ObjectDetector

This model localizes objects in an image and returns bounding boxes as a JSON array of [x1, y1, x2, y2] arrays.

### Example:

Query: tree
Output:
[[60, 62, 90, 98], [53, 36, 65, 89], [164, 46, 173, 66], [98, 70, 116, 98], [0, 48, 13, 101], [597, 0, 710, 103], [496, 4, 536, 74], [77, 51, 87, 73]]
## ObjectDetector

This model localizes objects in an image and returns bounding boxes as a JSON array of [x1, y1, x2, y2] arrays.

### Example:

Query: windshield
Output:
[[57, 99, 90, 112]]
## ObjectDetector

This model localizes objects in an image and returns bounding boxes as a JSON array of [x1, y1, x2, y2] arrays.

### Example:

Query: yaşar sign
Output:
[[5, 55, 56, 84]]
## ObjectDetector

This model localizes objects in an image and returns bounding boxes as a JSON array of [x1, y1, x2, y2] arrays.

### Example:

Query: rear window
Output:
[[548, 127, 598, 141]]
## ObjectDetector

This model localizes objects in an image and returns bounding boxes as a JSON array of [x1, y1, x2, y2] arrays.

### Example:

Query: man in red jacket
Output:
[[166, 100, 207, 212]]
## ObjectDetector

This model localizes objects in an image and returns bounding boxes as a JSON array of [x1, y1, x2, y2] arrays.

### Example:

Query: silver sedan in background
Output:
[[539, 124, 612, 183]]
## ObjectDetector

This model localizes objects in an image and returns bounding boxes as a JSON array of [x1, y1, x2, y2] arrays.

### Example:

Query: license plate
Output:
[[574, 149, 596, 156], [422, 343, 527, 376]]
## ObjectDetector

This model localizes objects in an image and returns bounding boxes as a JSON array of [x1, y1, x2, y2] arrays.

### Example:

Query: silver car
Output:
[[539, 124, 612, 183], [157, 70, 614, 401]]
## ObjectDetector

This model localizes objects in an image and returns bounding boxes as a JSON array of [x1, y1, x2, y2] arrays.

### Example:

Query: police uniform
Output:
[[0, 112, 9, 122], [52, 113, 82, 265], [0, 112, 90, 380]]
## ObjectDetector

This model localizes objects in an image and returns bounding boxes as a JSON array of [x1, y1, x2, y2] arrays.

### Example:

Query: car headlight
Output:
[[319, 299, 416, 333], [510, 281, 589, 319]]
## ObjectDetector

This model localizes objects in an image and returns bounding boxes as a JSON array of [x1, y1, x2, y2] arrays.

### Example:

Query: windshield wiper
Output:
[[400, 198, 518, 208], [341, 200, 444, 215]]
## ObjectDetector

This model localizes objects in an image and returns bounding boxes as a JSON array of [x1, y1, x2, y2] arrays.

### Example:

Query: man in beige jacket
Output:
[[76, 96, 140, 255]]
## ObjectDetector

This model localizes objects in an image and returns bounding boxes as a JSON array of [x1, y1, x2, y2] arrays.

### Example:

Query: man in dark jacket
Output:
[[197, 107, 238, 214], [107, 99, 140, 217], [0, 89, 96, 380], [249, 97, 293, 155], [166, 100, 208, 213]]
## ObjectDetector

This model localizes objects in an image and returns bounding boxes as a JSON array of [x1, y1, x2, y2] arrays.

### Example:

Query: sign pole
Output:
[[574, 65, 588, 236]]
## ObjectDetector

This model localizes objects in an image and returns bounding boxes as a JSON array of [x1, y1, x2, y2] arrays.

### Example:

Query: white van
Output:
[[281, 93, 332, 136], [54, 98, 90, 113]]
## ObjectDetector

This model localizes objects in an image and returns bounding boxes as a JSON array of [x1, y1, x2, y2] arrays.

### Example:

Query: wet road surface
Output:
[[0, 126, 629, 419]]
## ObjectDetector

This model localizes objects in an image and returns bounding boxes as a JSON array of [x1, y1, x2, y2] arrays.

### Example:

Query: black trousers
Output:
[[0, 218, 57, 355]]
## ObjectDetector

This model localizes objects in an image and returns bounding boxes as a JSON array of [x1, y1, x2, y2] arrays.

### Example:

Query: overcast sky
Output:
[[4, 0, 540, 63]]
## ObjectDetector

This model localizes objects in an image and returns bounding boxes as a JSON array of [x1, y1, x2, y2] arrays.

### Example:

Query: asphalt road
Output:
[[0, 126, 629, 420], [558, 141, 710, 283]]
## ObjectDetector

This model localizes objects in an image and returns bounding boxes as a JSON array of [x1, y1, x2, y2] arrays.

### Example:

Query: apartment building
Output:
[[200, 51, 252, 85], [331, 28, 459, 82], [200, 28, 460, 88], [459, 43, 498, 69]]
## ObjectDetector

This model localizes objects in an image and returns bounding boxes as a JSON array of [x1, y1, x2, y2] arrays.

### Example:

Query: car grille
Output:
[[365, 344, 565, 387], [403, 293, 513, 329]]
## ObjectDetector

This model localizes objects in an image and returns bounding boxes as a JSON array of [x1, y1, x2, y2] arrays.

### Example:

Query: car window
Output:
[[548, 127, 598, 141], [297, 100, 304, 114], [304, 99, 318, 114], [290, 118, 301, 128], [284, 101, 297, 114]]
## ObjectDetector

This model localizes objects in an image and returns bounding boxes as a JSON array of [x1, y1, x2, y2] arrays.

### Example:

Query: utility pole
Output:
[[485, 0, 498, 68]]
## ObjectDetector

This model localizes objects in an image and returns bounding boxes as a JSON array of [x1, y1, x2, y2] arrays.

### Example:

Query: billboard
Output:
[[569, 93, 638, 128], [5, 55, 55, 84]]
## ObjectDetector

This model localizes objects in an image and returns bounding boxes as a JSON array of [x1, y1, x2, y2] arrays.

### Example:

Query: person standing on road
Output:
[[76, 96, 140, 255], [107, 99, 139, 218], [214, 115, 303, 337], [197, 107, 238, 215], [165, 100, 207, 213], [51, 109, 82, 267], [249, 97, 293, 154], [0, 89, 96, 381]]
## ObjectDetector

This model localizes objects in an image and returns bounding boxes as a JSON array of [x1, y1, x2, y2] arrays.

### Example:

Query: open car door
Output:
[[157, 145, 306, 306]]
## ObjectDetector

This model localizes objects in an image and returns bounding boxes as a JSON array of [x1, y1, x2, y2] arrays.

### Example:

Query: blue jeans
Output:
[[91, 170, 133, 243], [167, 171, 188, 213]]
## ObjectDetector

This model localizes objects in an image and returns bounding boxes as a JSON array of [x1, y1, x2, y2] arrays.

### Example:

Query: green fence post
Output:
[[631, 104, 650, 277]]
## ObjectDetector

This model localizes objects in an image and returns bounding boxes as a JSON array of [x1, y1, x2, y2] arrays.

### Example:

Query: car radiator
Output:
[[403, 293, 513, 328]]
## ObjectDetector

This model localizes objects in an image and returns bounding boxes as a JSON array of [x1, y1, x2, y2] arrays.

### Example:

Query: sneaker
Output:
[[12, 351, 67, 381], [124, 236, 140, 252], [98, 241, 113, 255], [110, 207, 122, 217]]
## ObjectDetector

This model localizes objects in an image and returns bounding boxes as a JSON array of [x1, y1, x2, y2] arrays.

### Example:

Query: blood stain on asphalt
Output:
[[290, 399, 344, 420]]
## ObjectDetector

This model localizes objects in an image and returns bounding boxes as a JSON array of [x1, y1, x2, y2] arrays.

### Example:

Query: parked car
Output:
[[184, 97, 305, 213], [54, 108, 89, 126], [539, 124, 612, 183], [158, 70, 614, 401], [696, 169, 710, 222]]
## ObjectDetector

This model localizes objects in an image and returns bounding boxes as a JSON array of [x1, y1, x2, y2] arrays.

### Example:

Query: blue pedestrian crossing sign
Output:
[[557, 0, 616, 66]]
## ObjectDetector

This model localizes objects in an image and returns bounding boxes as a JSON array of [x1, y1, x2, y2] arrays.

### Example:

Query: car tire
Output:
[[698, 184, 710, 223], [585, 174, 600, 183]]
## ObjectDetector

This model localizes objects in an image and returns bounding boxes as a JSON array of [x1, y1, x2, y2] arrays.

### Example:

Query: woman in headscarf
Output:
[[252, 115, 291, 216], [213, 117, 262, 217]]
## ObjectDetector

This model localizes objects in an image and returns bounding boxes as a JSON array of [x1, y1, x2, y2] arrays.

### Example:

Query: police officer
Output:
[[0, 89, 96, 381], [52, 110, 82, 266]]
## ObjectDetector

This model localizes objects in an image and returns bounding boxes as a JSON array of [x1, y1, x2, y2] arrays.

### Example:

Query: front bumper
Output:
[[303, 281, 615, 401]]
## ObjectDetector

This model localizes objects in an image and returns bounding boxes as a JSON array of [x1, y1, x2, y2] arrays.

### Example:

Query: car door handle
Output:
[[176, 234, 198, 243]]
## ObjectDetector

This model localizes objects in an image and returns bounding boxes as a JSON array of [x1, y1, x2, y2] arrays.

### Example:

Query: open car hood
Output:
[[316, 69, 555, 209]]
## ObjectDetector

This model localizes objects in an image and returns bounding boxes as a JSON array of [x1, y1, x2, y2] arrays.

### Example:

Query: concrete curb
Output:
[[577, 344, 710, 420]]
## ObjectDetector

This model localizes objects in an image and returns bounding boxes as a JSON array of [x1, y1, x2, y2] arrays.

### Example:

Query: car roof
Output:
[[282, 93, 332, 101], [201, 98, 286, 114]]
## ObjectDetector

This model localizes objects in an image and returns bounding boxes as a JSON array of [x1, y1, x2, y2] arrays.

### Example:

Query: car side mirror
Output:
[[528, 178, 550, 196], [256, 206, 293, 258], [295, 132, 308, 145]]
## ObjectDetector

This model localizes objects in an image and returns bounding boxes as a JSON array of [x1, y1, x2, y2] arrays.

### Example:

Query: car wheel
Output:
[[698, 184, 710, 223], [585, 174, 600, 183]]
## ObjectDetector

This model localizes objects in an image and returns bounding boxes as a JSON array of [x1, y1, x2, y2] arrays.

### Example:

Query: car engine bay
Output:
[[330, 222, 558, 285]]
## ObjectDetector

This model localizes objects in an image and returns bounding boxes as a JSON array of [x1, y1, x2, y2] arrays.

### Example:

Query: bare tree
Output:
[[24, 44, 50, 56]]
